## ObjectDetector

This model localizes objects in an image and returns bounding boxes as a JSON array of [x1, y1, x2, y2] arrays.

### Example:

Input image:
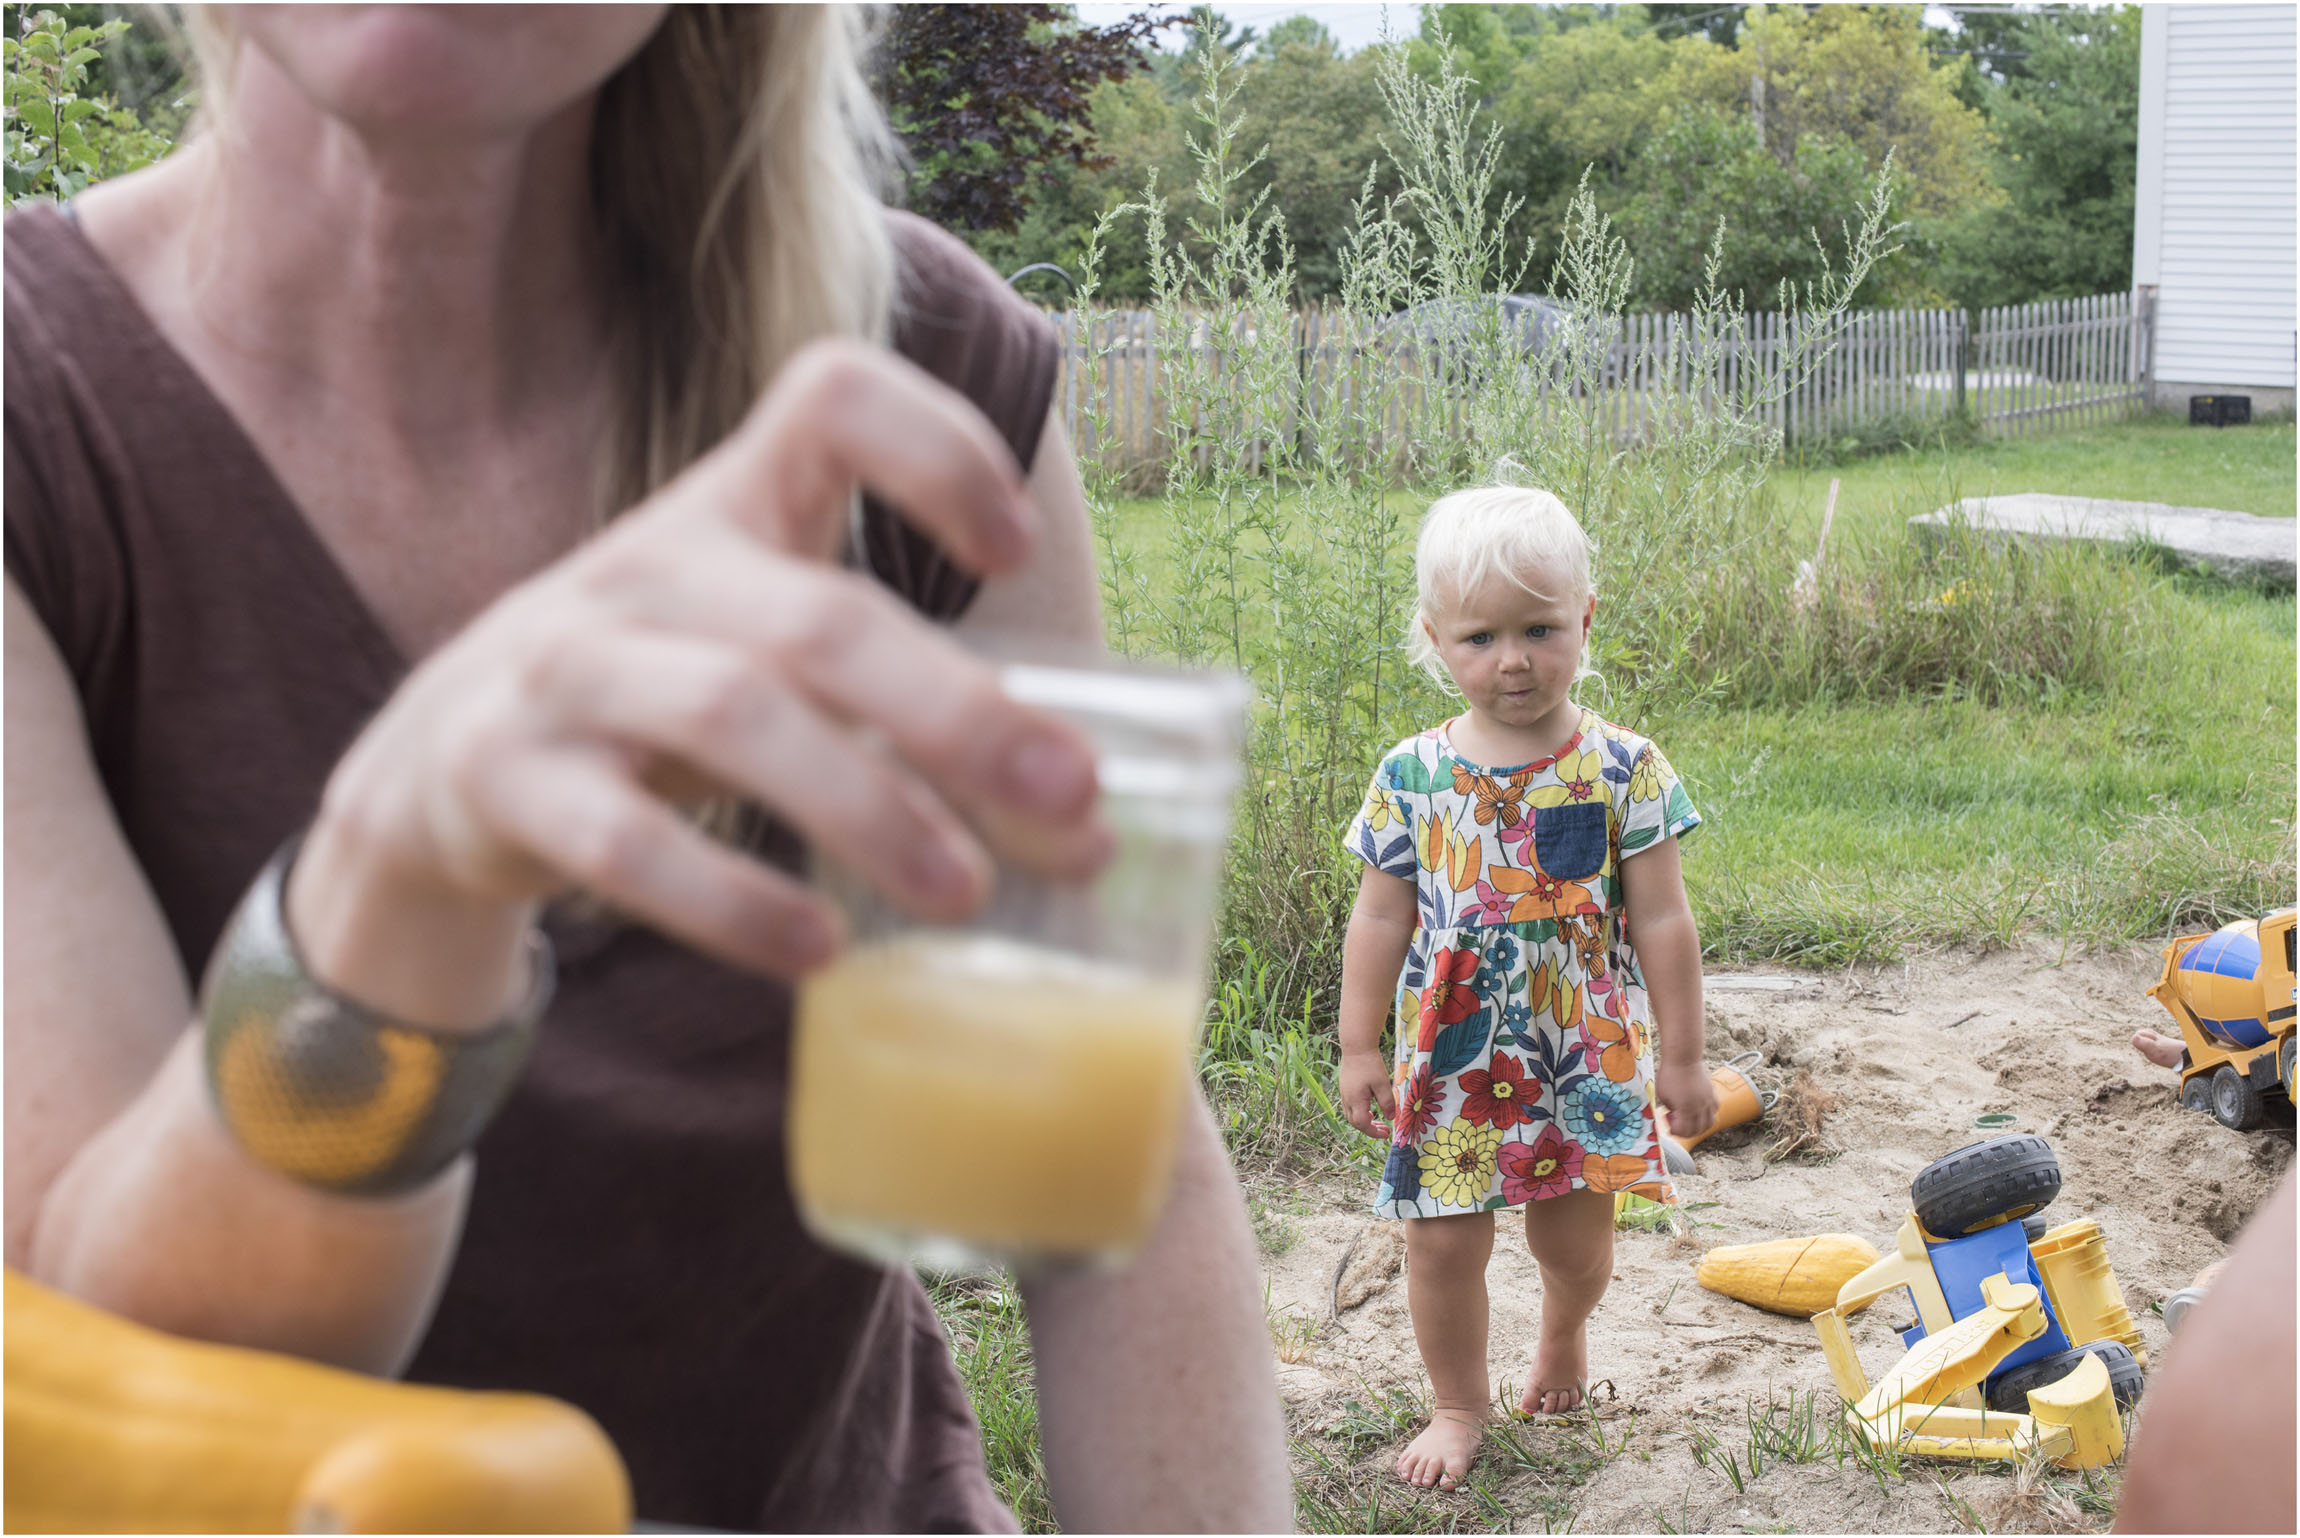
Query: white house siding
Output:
[[2132, 3, 2298, 406]]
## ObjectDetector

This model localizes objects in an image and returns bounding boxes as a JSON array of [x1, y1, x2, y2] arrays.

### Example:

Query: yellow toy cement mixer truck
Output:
[[2148, 907, 2296, 1131]]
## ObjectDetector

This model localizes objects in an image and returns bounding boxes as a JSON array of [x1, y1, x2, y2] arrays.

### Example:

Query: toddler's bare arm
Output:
[[1338, 867, 1417, 1136], [1621, 838, 1716, 1140]]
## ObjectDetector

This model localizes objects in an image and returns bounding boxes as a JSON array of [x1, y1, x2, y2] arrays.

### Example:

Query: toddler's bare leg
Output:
[[1397, 1211, 1496, 1489], [1519, 1189, 1613, 1415]]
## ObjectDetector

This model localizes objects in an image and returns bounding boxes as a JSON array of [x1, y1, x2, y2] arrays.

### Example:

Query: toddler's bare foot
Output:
[[1396, 1407, 1483, 1490], [1519, 1320, 1589, 1415], [2132, 1028, 2185, 1070]]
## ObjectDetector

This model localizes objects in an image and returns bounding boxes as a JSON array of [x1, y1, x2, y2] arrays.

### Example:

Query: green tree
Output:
[[3, 4, 171, 206], [877, 5, 1167, 234], [1644, 3, 1746, 46], [973, 15, 1393, 304], [1233, 21, 1392, 297], [1616, 104, 1875, 308], [1930, 5, 2139, 308], [965, 68, 1190, 300], [1496, 14, 1675, 229], [1662, 3, 1994, 228]]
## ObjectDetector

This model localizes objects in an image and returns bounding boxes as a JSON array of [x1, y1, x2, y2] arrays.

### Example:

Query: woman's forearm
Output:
[[29, 1029, 468, 1376], [1024, 1092, 1293, 1533]]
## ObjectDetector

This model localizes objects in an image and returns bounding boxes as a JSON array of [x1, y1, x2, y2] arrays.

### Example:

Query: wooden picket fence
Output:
[[1048, 291, 2150, 482], [1969, 292, 2152, 437]]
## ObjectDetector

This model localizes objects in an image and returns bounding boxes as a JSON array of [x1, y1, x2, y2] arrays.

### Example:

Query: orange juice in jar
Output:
[[789, 659, 1246, 1273], [789, 934, 1203, 1266]]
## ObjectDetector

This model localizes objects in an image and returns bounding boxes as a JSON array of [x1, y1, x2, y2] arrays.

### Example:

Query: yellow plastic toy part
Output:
[[4, 1269, 632, 1533], [1694, 1233, 1883, 1318], [1866, 1354, 2123, 1470], [1832, 1214, 1956, 1335], [2030, 1218, 2148, 1370], [1814, 1271, 2126, 1471]]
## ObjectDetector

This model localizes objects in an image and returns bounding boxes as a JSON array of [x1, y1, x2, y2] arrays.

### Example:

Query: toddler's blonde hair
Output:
[[1404, 484, 1596, 691]]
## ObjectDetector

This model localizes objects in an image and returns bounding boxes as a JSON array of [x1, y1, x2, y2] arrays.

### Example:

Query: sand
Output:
[[1256, 941, 2294, 1534]]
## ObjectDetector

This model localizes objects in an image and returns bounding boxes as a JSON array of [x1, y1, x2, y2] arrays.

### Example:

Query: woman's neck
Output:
[[83, 43, 613, 451]]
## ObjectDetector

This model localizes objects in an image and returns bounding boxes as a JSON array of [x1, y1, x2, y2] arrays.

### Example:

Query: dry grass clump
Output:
[[1766, 1069, 1842, 1161]]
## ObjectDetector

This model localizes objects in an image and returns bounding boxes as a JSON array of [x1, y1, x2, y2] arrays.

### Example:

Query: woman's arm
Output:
[[2113, 1173, 2293, 1533], [1002, 404, 1292, 1531], [1618, 837, 1716, 1141], [957, 412, 1102, 647], [1024, 1095, 1293, 1533], [8, 346, 1105, 1370], [7, 580, 470, 1372]]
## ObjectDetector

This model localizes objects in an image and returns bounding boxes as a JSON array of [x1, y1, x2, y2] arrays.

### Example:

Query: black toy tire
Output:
[[1911, 1135, 2062, 1239], [1984, 1340, 2144, 1414], [2211, 1064, 2268, 1132], [2021, 1213, 2052, 1243], [2180, 1075, 2214, 1115]]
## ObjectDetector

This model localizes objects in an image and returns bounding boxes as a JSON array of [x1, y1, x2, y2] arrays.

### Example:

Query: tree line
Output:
[[889, 3, 2139, 315], [13, 2, 2136, 316]]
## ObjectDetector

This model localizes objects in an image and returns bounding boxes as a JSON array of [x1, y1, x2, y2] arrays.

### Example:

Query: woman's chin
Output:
[[236, 5, 666, 135]]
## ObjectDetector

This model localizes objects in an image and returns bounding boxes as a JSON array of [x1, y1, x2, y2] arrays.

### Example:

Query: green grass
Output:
[[1771, 412, 2297, 548], [1113, 414, 2297, 565], [1104, 455, 2230, 1024], [1291, 1390, 1626, 1534], [1114, 420, 2297, 983], [1662, 578, 2295, 962], [928, 1275, 1053, 1531]]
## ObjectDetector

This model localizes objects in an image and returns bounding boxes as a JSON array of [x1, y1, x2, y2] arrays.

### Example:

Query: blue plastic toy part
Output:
[[1899, 1221, 2073, 1381], [2181, 926, 2272, 1047]]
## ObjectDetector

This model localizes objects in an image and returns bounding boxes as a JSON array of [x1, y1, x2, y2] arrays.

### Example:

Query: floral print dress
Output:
[[1344, 707, 1701, 1218]]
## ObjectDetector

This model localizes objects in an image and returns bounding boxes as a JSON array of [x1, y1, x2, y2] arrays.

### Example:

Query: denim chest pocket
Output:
[[1533, 801, 1608, 881]]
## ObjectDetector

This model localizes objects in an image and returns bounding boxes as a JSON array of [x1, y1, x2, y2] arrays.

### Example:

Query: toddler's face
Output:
[[1424, 566, 1592, 741]]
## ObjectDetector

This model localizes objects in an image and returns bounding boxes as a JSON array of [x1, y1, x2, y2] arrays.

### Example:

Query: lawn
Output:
[[1664, 572, 2294, 962], [1672, 414, 2296, 960], [1769, 412, 2297, 546]]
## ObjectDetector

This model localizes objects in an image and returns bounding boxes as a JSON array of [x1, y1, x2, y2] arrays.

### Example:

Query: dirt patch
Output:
[[1257, 942, 2292, 1533]]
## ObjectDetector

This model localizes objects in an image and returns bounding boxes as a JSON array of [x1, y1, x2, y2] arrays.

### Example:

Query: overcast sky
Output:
[[1072, 2, 1427, 54]]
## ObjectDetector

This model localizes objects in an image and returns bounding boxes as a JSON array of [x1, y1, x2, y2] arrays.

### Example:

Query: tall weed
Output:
[[1668, 515, 2157, 709]]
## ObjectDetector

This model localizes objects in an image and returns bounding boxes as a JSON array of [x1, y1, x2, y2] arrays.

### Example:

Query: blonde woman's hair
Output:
[[183, 6, 897, 519], [589, 6, 894, 515], [1404, 485, 1596, 691]]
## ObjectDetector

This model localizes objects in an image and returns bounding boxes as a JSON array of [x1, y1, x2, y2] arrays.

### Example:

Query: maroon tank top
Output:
[[4, 203, 1057, 1532]]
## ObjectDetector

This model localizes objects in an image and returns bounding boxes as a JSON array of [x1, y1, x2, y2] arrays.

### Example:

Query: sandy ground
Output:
[[1257, 942, 2294, 1534]]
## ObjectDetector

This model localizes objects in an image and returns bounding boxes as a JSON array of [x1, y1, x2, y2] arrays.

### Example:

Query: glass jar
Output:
[[787, 655, 1249, 1274]]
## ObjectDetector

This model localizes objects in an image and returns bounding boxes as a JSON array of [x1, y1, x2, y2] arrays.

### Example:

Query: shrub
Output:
[[3, 8, 172, 207]]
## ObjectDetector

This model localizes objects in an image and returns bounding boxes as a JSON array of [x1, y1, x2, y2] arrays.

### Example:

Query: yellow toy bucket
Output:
[[1678, 1052, 1777, 1151]]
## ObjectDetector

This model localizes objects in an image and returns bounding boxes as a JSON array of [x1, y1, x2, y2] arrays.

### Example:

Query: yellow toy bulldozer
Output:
[[2149, 907, 2296, 1131], [1807, 1135, 2139, 1471]]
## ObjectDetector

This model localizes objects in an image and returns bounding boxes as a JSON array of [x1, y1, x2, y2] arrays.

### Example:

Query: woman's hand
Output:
[[293, 340, 1109, 1028], [1338, 1050, 1396, 1139]]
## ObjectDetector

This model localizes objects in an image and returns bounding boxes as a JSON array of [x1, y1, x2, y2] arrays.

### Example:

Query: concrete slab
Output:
[[1910, 493, 2296, 585]]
